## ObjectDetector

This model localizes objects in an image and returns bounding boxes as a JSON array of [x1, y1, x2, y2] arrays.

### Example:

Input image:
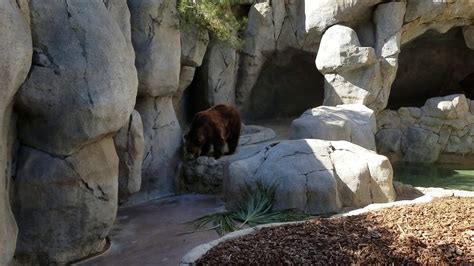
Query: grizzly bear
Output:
[[184, 104, 241, 159]]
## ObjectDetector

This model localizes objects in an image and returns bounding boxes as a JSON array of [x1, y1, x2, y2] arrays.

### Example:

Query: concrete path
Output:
[[77, 194, 224, 266]]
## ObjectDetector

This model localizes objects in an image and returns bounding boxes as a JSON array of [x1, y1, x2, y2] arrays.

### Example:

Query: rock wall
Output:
[[0, 1, 32, 265], [377, 94, 474, 163], [128, 0, 182, 201], [13, 0, 137, 263]]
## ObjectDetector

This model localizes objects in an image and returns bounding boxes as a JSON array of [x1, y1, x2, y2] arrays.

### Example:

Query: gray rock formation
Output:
[[16, 0, 138, 156], [316, 2, 405, 113], [402, 0, 474, 45], [377, 94, 474, 163], [224, 139, 396, 214], [134, 97, 182, 199], [0, 1, 32, 265], [114, 111, 144, 204], [192, 37, 238, 110], [13, 0, 137, 263], [128, 0, 180, 98], [14, 138, 118, 264], [129, 0, 183, 200], [290, 104, 377, 151]]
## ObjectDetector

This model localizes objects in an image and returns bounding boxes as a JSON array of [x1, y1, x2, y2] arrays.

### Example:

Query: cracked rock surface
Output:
[[0, 0, 32, 265], [14, 138, 119, 265], [12, 0, 137, 264], [224, 139, 396, 214], [377, 94, 474, 163]]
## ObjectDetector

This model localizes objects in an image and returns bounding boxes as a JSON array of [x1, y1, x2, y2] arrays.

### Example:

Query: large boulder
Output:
[[290, 104, 377, 151], [224, 139, 396, 214], [0, 0, 32, 265], [16, 0, 138, 156], [114, 110, 144, 204], [14, 138, 118, 265], [13, 0, 137, 263], [316, 25, 382, 109], [316, 2, 406, 114]]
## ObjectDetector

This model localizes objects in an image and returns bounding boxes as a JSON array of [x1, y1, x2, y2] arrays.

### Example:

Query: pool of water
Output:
[[393, 163, 474, 191]]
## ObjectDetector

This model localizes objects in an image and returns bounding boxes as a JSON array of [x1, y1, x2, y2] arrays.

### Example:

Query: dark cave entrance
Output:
[[243, 51, 325, 122], [387, 27, 474, 109]]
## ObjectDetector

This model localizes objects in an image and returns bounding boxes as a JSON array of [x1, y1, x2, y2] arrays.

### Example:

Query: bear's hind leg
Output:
[[225, 133, 239, 155]]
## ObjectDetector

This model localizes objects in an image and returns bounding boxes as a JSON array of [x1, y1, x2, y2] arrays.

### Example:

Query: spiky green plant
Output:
[[190, 182, 312, 236]]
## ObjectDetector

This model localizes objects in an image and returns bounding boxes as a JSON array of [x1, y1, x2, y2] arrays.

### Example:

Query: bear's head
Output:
[[183, 133, 203, 159]]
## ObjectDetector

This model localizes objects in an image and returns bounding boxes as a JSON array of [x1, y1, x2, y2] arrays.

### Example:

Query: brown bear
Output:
[[184, 104, 241, 159]]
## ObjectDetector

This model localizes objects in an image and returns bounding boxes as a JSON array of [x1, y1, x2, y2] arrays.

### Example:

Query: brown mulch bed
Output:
[[198, 197, 474, 264]]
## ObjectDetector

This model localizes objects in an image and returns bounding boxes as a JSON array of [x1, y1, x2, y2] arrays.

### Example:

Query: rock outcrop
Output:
[[224, 139, 396, 214], [114, 110, 145, 204], [13, 0, 137, 263], [128, 0, 183, 200], [0, 1, 32, 265], [377, 94, 474, 163], [316, 2, 405, 113], [290, 104, 377, 151]]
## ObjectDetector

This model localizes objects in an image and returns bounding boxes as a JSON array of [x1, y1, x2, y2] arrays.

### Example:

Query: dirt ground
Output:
[[199, 197, 474, 264]]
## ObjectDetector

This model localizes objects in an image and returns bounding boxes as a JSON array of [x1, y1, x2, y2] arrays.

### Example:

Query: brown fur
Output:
[[184, 104, 241, 159]]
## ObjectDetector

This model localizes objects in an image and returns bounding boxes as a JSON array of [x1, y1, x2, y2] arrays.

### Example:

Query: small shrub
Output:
[[190, 182, 312, 236], [177, 0, 249, 49]]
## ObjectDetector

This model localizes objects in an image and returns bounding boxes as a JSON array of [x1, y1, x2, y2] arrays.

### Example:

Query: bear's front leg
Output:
[[212, 137, 225, 159], [201, 142, 211, 157]]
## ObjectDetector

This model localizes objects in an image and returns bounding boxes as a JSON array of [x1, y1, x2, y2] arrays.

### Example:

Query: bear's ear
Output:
[[183, 134, 188, 141]]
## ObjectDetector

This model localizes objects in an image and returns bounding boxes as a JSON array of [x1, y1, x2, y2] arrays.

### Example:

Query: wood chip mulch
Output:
[[198, 197, 474, 265]]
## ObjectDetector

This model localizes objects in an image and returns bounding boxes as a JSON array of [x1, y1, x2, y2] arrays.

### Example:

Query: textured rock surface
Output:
[[377, 94, 474, 163], [402, 0, 474, 45], [0, 0, 32, 265], [14, 138, 119, 265], [16, 0, 137, 156], [192, 37, 238, 110], [304, 0, 382, 50], [128, 0, 181, 98], [133, 97, 182, 199], [224, 139, 396, 214], [316, 2, 406, 114], [316, 25, 381, 109], [12, 1, 137, 263], [114, 111, 144, 204], [290, 104, 377, 151], [181, 25, 209, 68]]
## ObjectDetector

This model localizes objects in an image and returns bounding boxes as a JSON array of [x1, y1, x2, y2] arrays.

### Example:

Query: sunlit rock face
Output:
[[377, 94, 474, 163], [224, 139, 396, 214]]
